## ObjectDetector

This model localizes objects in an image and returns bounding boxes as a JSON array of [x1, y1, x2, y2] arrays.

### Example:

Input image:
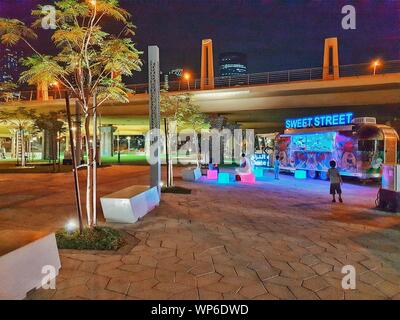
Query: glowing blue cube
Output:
[[218, 172, 231, 184], [295, 170, 307, 179], [254, 168, 264, 178]]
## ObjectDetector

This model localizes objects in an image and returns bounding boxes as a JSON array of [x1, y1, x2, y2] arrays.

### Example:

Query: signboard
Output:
[[285, 112, 353, 130], [253, 153, 269, 167]]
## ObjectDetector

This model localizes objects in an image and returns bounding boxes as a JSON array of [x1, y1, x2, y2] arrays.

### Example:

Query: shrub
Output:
[[56, 226, 125, 251]]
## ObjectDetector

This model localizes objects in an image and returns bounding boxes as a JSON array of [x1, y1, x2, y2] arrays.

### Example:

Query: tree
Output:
[[0, 81, 17, 102], [20, 55, 61, 100], [0, 107, 36, 166], [161, 93, 209, 186], [0, 0, 142, 228]]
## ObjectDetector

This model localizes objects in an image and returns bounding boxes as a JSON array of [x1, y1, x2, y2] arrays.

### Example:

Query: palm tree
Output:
[[0, 0, 142, 229], [20, 55, 62, 100], [0, 81, 17, 102], [0, 107, 36, 167]]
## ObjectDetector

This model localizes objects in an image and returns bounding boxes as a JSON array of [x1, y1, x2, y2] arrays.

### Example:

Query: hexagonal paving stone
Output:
[[155, 282, 193, 294], [198, 289, 223, 300], [128, 288, 171, 300], [239, 283, 267, 299], [316, 286, 345, 300], [302, 276, 330, 292], [267, 276, 302, 288], [288, 286, 319, 300], [202, 281, 240, 294], [359, 271, 384, 286], [264, 283, 296, 300], [373, 280, 400, 298], [312, 263, 334, 275], [106, 277, 131, 295], [169, 289, 199, 300]]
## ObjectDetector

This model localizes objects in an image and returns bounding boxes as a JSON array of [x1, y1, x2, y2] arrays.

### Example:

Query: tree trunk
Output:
[[65, 93, 84, 233], [164, 118, 170, 187], [50, 131, 56, 173], [21, 130, 26, 167], [84, 113, 92, 227], [75, 101, 82, 165], [92, 94, 98, 226], [169, 140, 174, 186]]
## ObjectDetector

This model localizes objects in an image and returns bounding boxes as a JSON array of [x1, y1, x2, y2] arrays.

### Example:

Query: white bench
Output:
[[182, 167, 202, 181], [100, 185, 160, 224], [0, 231, 61, 300]]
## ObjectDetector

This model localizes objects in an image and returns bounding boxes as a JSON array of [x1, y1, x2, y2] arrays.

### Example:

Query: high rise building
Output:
[[0, 45, 24, 83], [162, 68, 183, 90], [167, 68, 183, 81], [219, 52, 248, 77]]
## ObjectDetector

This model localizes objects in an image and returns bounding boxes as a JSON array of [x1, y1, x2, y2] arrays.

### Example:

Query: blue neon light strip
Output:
[[285, 112, 353, 129]]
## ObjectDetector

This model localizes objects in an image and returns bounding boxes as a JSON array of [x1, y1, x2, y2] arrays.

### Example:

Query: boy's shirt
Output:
[[328, 168, 342, 184], [274, 160, 280, 169]]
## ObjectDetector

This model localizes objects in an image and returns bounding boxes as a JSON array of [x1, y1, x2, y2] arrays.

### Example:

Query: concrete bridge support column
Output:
[[42, 130, 57, 160], [100, 125, 115, 158]]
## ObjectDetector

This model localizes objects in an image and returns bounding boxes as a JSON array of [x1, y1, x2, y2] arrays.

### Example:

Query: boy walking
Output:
[[274, 156, 280, 180], [328, 160, 343, 203]]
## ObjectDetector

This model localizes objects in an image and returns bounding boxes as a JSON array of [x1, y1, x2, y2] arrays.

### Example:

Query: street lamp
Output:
[[127, 136, 131, 151], [51, 81, 61, 99], [116, 134, 121, 163], [183, 72, 191, 90], [372, 60, 381, 76]]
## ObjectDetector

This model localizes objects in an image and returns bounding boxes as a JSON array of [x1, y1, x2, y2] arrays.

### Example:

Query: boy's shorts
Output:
[[330, 183, 342, 195]]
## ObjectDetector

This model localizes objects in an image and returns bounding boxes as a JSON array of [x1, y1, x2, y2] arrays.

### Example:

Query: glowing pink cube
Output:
[[207, 170, 219, 180], [240, 173, 256, 184]]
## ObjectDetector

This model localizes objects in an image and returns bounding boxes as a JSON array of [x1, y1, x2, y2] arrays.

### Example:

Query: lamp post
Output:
[[184, 72, 191, 90], [372, 60, 381, 76], [51, 81, 61, 99], [116, 134, 121, 163], [127, 136, 131, 151]]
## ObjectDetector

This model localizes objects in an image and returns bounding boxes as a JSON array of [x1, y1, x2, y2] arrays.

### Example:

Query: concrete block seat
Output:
[[0, 230, 61, 300], [218, 172, 234, 184], [182, 167, 202, 182], [236, 172, 256, 184], [207, 169, 219, 180], [100, 185, 160, 224]]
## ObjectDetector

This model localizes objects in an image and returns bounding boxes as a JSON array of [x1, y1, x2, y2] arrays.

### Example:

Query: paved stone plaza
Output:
[[1, 166, 400, 300]]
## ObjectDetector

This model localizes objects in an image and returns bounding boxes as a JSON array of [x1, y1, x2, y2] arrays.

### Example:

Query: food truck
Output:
[[275, 112, 399, 180]]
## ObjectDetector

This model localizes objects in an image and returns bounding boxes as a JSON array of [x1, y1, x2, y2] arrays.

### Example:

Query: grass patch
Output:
[[162, 186, 192, 194], [56, 226, 125, 251]]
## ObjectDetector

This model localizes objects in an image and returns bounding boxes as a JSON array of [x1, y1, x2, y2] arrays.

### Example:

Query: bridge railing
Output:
[[3, 60, 400, 102]]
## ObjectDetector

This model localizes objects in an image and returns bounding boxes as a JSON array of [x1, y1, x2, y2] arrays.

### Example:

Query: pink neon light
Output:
[[239, 173, 256, 184], [207, 170, 219, 180]]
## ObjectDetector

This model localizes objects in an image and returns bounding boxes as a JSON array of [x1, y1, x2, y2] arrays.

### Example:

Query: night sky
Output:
[[1, 0, 399, 83]]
